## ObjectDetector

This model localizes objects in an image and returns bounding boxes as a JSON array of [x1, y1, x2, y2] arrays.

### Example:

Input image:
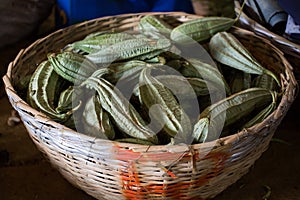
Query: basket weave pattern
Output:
[[191, 0, 235, 17], [3, 12, 298, 199]]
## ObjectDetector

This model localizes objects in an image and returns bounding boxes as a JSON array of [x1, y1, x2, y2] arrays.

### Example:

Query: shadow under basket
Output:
[[3, 12, 298, 200]]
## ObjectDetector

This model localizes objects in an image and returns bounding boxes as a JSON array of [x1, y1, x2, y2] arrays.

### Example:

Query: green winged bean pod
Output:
[[105, 60, 149, 84], [171, 17, 235, 44], [155, 75, 219, 97], [85, 37, 171, 64], [138, 15, 173, 38], [81, 76, 159, 144], [138, 67, 192, 144], [82, 95, 115, 139], [55, 86, 82, 114], [56, 86, 74, 113], [193, 88, 275, 143], [170, 0, 247, 44], [55, 86, 83, 130], [209, 31, 280, 86], [179, 58, 231, 95], [243, 91, 278, 128], [48, 51, 98, 84], [27, 60, 71, 121], [68, 32, 134, 54]]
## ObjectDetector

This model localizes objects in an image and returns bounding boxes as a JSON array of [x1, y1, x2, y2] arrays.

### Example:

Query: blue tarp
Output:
[[57, 0, 194, 26]]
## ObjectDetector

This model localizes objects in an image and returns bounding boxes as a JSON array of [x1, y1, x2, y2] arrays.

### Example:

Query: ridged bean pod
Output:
[[179, 58, 231, 95], [155, 75, 219, 97], [170, 0, 246, 44], [81, 76, 159, 144], [193, 88, 275, 143], [85, 37, 171, 64], [243, 91, 277, 128], [138, 15, 173, 38], [27, 61, 71, 121], [171, 17, 235, 44], [48, 51, 98, 84], [82, 95, 115, 139], [105, 60, 149, 84], [209, 31, 280, 85], [138, 67, 192, 144], [55, 86, 83, 114], [68, 32, 134, 54]]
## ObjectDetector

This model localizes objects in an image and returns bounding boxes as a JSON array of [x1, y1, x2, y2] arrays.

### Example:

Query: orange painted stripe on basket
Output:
[[116, 144, 230, 199], [187, 151, 230, 193], [120, 161, 144, 200], [114, 146, 143, 161], [161, 166, 177, 179]]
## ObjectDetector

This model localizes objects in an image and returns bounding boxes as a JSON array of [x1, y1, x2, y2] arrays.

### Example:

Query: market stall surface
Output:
[[1, 41, 300, 200]]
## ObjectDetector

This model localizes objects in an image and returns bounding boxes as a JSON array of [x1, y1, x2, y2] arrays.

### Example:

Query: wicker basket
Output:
[[234, 0, 300, 81], [191, 0, 235, 18], [3, 12, 298, 200]]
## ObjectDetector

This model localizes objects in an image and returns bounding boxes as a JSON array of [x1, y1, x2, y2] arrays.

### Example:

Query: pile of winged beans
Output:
[[27, 14, 280, 145]]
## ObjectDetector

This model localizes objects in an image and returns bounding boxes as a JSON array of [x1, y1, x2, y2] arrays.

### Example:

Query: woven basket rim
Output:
[[2, 11, 298, 151]]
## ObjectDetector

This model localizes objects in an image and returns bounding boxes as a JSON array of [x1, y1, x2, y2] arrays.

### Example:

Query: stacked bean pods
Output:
[[26, 15, 281, 145]]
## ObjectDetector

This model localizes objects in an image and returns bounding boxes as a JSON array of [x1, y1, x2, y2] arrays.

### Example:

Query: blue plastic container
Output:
[[56, 0, 194, 27]]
